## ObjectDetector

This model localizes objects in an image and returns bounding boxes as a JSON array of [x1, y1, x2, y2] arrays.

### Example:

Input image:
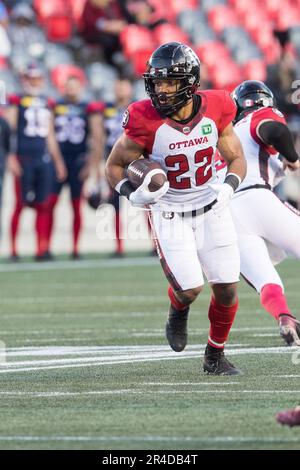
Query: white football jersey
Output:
[[124, 90, 236, 211], [233, 107, 287, 190]]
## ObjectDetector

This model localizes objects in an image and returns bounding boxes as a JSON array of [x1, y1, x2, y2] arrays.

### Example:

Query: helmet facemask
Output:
[[144, 71, 197, 116]]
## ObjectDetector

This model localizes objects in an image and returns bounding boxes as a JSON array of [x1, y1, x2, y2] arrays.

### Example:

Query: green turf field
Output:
[[0, 256, 299, 450]]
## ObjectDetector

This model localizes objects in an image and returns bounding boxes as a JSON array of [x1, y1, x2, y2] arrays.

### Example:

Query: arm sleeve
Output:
[[258, 121, 299, 163], [87, 101, 105, 114], [218, 91, 237, 133], [123, 103, 148, 149]]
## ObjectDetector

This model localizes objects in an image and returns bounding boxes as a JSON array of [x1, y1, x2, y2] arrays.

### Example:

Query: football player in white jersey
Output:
[[222, 80, 300, 345], [106, 42, 247, 375]]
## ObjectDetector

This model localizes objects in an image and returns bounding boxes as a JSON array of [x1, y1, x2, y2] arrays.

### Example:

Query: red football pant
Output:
[[208, 296, 238, 349], [260, 283, 291, 321]]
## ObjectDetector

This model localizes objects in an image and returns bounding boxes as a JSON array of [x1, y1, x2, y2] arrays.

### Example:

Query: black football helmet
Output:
[[143, 42, 200, 116], [87, 188, 103, 210], [232, 80, 274, 122]]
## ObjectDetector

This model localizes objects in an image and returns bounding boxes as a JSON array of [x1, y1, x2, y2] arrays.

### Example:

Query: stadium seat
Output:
[[153, 24, 189, 46], [34, 0, 70, 24], [44, 44, 74, 70], [130, 50, 153, 77], [44, 15, 73, 42], [194, 41, 231, 68], [120, 26, 156, 58], [166, 0, 198, 21], [87, 62, 118, 101], [243, 59, 267, 81], [209, 60, 243, 90], [177, 9, 207, 36], [51, 64, 86, 93], [208, 5, 239, 34], [70, 0, 86, 30], [201, 0, 227, 12]]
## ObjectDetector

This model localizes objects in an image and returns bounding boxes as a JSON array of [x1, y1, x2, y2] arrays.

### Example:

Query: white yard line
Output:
[[0, 389, 300, 398], [0, 344, 298, 374], [0, 435, 298, 444], [0, 257, 158, 273]]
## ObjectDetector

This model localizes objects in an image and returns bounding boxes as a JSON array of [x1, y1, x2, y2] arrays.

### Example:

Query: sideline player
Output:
[[102, 77, 133, 257], [49, 75, 103, 258], [6, 63, 66, 260], [222, 81, 300, 346], [106, 42, 247, 375]]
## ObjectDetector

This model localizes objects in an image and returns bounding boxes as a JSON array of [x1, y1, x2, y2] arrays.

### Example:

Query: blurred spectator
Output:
[[0, 0, 11, 58], [48, 74, 104, 259], [125, 0, 166, 30], [0, 1, 8, 28], [0, 111, 10, 240], [8, 2, 46, 61], [6, 62, 66, 261], [80, 0, 128, 64], [266, 49, 299, 118]]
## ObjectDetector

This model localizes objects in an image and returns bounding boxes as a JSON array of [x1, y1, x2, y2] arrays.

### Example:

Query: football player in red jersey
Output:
[[106, 42, 247, 375], [218, 81, 300, 345], [49, 75, 104, 259], [6, 63, 66, 260]]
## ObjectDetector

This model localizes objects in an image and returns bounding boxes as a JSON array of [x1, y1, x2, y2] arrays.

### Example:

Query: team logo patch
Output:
[[202, 124, 212, 135], [122, 109, 129, 127], [162, 211, 174, 220], [183, 126, 190, 134]]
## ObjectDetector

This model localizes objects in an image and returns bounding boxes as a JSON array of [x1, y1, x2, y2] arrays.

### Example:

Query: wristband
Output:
[[115, 178, 135, 199], [224, 173, 241, 192]]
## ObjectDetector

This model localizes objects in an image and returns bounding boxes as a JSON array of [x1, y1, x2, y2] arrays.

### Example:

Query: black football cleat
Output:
[[35, 251, 54, 262], [203, 344, 242, 375], [278, 314, 300, 346], [165, 305, 189, 352]]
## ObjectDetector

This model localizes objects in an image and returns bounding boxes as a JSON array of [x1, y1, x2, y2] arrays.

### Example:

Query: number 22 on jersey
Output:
[[165, 146, 214, 189]]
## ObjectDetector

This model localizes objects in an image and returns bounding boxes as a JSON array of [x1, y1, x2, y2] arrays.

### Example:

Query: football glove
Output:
[[129, 172, 169, 207], [208, 182, 234, 216]]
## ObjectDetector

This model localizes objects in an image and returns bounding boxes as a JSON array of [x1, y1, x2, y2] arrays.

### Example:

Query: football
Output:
[[126, 159, 167, 192]]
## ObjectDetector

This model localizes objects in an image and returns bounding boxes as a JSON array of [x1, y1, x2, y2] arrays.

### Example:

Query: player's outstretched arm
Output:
[[217, 122, 247, 183], [258, 120, 300, 171]]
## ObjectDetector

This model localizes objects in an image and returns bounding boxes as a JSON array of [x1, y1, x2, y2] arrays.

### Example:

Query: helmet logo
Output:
[[244, 99, 254, 107]]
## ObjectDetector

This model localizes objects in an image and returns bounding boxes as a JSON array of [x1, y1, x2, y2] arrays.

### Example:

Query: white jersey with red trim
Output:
[[233, 107, 287, 190], [123, 90, 236, 211]]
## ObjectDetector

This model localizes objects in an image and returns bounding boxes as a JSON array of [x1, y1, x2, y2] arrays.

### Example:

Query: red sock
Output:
[[72, 198, 81, 255], [168, 286, 187, 311], [35, 202, 51, 256], [47, 193, 59, 248], [10, 178, 23, 256], [115, 210, 123, 254], [260, 283, 291, 321], [208, 296, 238, 349]]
